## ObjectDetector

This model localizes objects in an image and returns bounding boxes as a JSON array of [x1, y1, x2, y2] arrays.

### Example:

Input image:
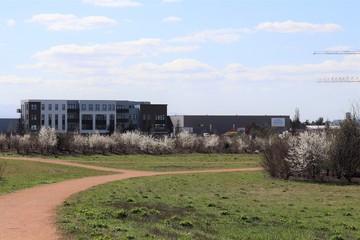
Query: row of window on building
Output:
[[26, 103, 136, 112]]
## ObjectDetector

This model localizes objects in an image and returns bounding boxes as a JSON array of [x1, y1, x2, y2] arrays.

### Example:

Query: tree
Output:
[[314, 117, 325, 125], [291, 107, 303, 130], [38, 127, 57, 154], [330, 114, 360, 181], [0, 134, 6, 150], [286, 131, 332, 179]]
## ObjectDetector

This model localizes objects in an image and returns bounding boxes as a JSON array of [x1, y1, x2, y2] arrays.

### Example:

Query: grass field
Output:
[[0, 159, 116, 195], [57, 171, 360, 240], [52, 154, 261, 171]]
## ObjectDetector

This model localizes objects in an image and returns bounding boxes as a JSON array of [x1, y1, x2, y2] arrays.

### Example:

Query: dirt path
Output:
[[0, 156, 263, 240]]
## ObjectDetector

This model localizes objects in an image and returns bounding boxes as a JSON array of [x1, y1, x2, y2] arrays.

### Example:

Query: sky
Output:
[[0, 0, 359, 121]]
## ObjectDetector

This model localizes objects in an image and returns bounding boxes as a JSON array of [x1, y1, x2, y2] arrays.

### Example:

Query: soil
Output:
[[0, 156, 263, 240]]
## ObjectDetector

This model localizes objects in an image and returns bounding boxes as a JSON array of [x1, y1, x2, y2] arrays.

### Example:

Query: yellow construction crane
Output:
[[314, 50, 360, 83], [318, 76, 360, 83], [313, 50, 360, 55]]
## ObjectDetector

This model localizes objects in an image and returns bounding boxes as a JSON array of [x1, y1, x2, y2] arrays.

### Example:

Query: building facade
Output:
[[139, 104, 168, 135], [0, 118, 19, 133], [20, 99, 167, 134], [169, 115, 290, 135]]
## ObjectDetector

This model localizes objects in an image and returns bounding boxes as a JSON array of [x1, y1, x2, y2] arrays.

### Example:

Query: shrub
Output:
[[262, 136, 290, 180], [38, 127, 58, 154], [19, 134, 32, 154], [330, 116, 360, 181], [0, 160, 6, 182], [285, 132, 332, 179], [73, 133, 89, 154], [89, 132, 114, 154], [0, 134, 6, 150]]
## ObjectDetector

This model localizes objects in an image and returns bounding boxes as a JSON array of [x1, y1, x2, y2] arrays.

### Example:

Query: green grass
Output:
[[50, 154, 261, 171], [0, 159, 116, 195], [57, 171, 360, 240]]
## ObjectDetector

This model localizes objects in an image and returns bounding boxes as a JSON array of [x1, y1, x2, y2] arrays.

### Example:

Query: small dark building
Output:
[[0, 118, 20, 133], [140, 104, 168, 135]]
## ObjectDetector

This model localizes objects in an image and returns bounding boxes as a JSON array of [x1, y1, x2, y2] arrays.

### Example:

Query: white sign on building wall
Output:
[[271, 118, 285, 127]]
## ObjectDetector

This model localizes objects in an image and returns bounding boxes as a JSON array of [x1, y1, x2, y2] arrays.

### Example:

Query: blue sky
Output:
[[0, 0, 359, 121]]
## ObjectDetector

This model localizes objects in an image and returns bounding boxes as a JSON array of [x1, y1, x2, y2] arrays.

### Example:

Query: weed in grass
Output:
[[115, 209, 128, 219], [111, 226, 128, 232], [179, 220, 194, 228]]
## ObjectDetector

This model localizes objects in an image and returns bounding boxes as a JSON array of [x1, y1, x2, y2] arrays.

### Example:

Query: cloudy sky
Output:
[[0, 0, 359, 121]]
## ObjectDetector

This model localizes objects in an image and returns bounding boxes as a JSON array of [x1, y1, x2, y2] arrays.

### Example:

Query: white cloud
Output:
[[256, 20, 342, 33], [83, 0, 142, 7], [170, 28, 252, 43], [32, 38, 165, 75], [0, 75, 41, 84], [160, 45, 199, 53], [325, 45, 351, 51], [7, 19, 16, 27], [224, 55, 360, 82], [163, 0, 181, 2], [162, 16, 182, 23], [27, 14, 117, 31]]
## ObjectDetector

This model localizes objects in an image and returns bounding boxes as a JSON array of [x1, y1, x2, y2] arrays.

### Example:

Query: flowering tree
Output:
[[73, 133, 90, 154], [89, 132, 114, 154], [286, 131, 332, 179], [0, 134, 6, 150], [38, 127, 58, 154], [175, 132, 198, 152], [19, 134, 32, 154]]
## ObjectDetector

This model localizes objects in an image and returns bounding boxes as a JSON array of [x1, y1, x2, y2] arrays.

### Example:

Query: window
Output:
[[110, 114, 115, 120], [82, 114, 93, 120], [62, 114, 66, 130], [82, 114, 93, 130], [48, 104, 52, 111], [68, 113, 79, 119], [41, 114, 45, 125], [155, 115, 165, 121], [96, 114, 106, 120], [31, 125, 37, 131], [116, 105, 124, 109], [102, 104, 107, 111], [117, 113, 126, 119], [131, 114, 137, 120], [95, 104, 100, 111], [155, 124, 165, 130], [31, 104, 37, 111], [48, 114, 52, 127], [26, 114, 29, 120], [81, 104, 86, 111], [55, 104, 58, 111], [41, 104, 45, 110], [62, 104, 66, 110], [108, 104, 112, 111], [68, 104, 79, 109], [26, 103, 29, 110], [55, 114, 59, 130], [89, 104, 93, 111], [31, 114, 37, 121]]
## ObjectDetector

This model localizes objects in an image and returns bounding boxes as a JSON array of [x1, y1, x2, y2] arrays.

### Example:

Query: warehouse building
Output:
[[169, 115, 290, 135]]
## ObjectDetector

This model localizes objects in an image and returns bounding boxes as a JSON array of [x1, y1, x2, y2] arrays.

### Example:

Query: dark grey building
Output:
[[170, 115, 290, 135], [0, 118, 19, 133], [140, 104, 168, 135]]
